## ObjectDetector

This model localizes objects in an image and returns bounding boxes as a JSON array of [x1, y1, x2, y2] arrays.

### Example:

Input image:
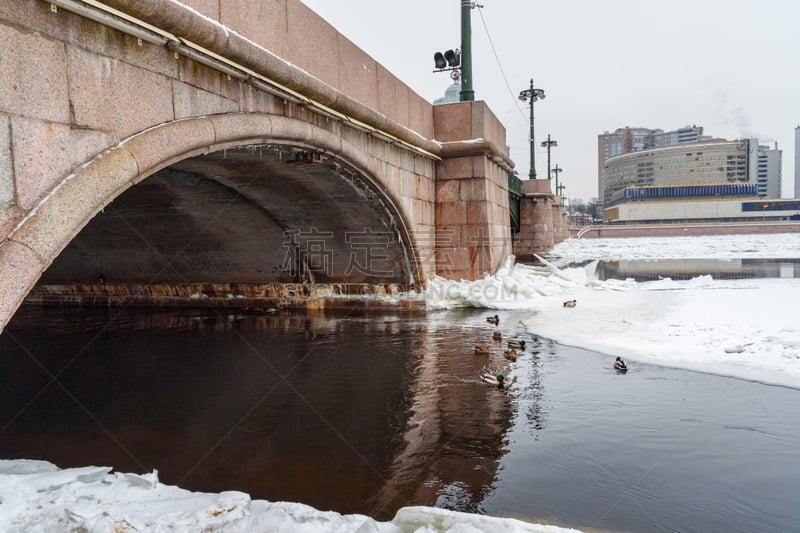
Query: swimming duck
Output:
[[614, 356, 628, 373], [563, 299, 577, 308], [486, 314, 500, 325], [481, 373, 515, 389], [507, 339, 527, 351], [492, 331, 503, 341], [474, 344, 491, 355], [503, 349, 518, 362]]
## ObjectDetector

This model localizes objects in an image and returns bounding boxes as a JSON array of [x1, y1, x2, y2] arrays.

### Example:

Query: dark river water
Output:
[[1, 303, 799, 533]]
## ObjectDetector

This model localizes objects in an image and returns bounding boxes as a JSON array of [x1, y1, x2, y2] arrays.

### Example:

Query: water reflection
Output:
[[0, 305, 523, 520], [585, 258, 800, 281], [518, 350, 547, 436]]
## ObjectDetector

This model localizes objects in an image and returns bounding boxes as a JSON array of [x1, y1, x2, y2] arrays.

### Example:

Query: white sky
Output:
[[300, 0, 800, 203]]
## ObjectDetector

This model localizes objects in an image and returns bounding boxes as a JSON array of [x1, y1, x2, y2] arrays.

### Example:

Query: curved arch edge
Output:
[[0, 114, 426, 332], [0, 241, 45, 333]]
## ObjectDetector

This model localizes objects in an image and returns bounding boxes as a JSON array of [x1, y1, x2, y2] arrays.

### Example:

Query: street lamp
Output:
[[519, 79, 545, 180], [541, 134, 557, 181], [551, 164, 563, 195]]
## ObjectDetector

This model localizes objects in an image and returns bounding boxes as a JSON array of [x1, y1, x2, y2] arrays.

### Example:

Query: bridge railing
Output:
[[507, 173, 523, 197]]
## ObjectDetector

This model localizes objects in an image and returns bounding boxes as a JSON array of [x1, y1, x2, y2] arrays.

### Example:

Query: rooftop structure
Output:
[[434, 82, 461, 105]]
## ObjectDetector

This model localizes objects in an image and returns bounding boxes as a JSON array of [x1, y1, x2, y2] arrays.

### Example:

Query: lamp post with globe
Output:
[[519, 79, 545, 180], [541, 134, 557, 182]]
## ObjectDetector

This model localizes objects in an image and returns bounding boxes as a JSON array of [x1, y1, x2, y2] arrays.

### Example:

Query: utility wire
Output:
[[475, 6, 527, 125], [474, 5, 544, 159]]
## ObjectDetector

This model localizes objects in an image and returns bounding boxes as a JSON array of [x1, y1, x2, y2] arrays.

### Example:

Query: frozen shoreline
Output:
[[426, 233, 800, 389], [0, 459, 580, 533]]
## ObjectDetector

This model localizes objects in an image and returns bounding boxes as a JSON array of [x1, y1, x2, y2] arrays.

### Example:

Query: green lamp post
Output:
[[541, 134, 557, 181], [552, 164, 563, 195], [519, 79, 545, 179]]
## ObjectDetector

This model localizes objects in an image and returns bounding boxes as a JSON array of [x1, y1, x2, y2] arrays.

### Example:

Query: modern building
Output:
[[597, 125, 707, 210], [603, 190, 800, 224], [795, 125, 799, 198], [598, 123, 784, 223], [757, 143, 781, 199], [601, 137, 786, 223], [602, 139, 752, 207]]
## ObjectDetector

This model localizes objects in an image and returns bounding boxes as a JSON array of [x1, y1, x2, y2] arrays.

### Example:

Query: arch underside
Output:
[[32, 144, 416, 305]]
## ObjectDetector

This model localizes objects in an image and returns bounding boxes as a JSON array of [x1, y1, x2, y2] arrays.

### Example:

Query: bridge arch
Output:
[[1, 0, 533, 333], [0, 113, 426, 330]]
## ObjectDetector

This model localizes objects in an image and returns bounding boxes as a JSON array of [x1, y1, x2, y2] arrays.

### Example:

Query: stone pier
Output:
[[432, 101, 514, 280], [513, 179, 569, 259]]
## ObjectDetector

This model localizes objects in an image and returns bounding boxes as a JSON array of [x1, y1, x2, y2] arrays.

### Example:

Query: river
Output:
[[1, 302, 798, 533]]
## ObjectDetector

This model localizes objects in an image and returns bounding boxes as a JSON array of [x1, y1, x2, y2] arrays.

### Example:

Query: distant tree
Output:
[[566, 198, 578, 216], [570, 198, 586, 216], [586, 198, 599, 220]]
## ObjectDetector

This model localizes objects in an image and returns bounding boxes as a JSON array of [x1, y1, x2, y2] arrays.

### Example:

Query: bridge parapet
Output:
[[100, 0, 436, 146]]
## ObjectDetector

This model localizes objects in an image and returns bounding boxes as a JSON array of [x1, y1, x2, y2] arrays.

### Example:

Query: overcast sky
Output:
[[300, 0, 800, 203]]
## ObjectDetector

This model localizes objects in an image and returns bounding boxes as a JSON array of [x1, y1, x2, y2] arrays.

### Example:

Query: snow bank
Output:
[[0, 460, 580, 533]]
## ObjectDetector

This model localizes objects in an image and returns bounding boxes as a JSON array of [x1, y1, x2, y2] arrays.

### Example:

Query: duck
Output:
[[563, 299, 577, 308], [507, 339, 527, 351], [486, 314, 500, 325], [481, 373, 506, 386], [474, 344, 491, 355], [614, 356, 628, 373], [503, 349, 518, 362], [481, 373, 515, 389], [492, 331, 503, 341]]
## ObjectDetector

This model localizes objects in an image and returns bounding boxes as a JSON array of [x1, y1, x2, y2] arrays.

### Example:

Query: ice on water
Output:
[[0, 459, 579, 532], [427, 233, 800, 390], [4, 233, 799, 532]]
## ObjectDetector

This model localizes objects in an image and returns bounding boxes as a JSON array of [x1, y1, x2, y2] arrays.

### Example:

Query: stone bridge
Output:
[[0, 0, 565, 332]]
